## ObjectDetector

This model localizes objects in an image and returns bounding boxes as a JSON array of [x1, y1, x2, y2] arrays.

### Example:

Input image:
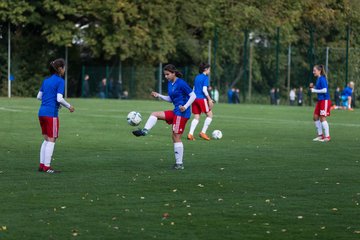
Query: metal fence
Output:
[[79, 44, 359, 107]]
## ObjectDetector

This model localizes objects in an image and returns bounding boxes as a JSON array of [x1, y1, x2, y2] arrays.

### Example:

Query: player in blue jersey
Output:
[[331, 81, 355, 111], [132, 64, 196, 170], [187, 63, 214, 141], [309, 64, 331, 142], [37, 58, 75, 173], [341, 81, 355, 110]]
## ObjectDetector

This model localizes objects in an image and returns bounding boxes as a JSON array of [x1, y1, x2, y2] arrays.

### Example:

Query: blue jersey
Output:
[[342, 86, 353, 97], [168, 78, 193, 118], [38, 74, 65, 117], [193, 73, 209, 99], [315, 75, 330, 101]]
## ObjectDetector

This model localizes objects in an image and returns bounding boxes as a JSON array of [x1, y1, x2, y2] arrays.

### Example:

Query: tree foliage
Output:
[[0, 0, 358, 99]]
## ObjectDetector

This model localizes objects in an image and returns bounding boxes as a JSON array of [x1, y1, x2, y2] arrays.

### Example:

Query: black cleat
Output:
[[45, 168, 61, 174], [132, 129, 148, 137]]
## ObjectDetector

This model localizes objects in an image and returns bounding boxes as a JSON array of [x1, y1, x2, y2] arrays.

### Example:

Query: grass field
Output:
[[0, 98, 360, 240]]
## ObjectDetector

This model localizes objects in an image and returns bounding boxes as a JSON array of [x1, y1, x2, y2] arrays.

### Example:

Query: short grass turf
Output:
[[0, 98, 360, 240]]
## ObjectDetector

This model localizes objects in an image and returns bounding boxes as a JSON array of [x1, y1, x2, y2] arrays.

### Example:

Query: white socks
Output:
[[144, 115, 157, 131], [40, 140, 47, 164], [44, 142, 55, 167], [314, 120, 330, 137], [321, 121, 330, 137], [201, 117, 212, 133], [189, 119, 199, 135], [315, 120, 323, 136], [174, 142, 184, 164], [189, 117, 213, 135]]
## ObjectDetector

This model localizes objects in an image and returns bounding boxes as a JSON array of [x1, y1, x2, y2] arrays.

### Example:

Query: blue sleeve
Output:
[[57, 80, 65, 95], [40, 83, 43, 92]]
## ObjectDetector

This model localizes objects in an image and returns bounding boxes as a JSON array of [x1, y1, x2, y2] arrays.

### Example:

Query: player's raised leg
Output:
[[133, 111, 165, 136]]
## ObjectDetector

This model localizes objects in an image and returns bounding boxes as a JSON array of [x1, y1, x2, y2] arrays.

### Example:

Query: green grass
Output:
[[0, 98, 360, 240]]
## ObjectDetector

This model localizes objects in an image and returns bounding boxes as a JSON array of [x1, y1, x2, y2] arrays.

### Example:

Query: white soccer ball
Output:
[[212, 130, 223, 139], [127, 111, 142, 126]]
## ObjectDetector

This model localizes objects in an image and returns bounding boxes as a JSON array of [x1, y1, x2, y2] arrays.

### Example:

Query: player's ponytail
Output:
[[199, 63, 210, 73], [314, 64, 327, 78], [164, 64, 183, 78], [49, 58, 65, 75]]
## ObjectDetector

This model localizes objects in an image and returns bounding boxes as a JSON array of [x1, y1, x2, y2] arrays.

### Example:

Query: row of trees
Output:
[[0, 0, 360, 100]]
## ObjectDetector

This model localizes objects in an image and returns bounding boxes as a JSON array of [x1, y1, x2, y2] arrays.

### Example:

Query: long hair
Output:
[[314, 64, 327, 78], [49, 58, 65, 75], [199, 63, 210, 73], [163, 64, 183, 78]]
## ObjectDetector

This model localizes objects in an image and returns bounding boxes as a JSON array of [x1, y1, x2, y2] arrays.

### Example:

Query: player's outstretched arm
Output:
[[152, 91, 172, 102]]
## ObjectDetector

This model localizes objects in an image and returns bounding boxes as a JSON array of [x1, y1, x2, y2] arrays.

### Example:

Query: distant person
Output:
[[108, 78, 114, 98], [341, 82, 354, 110], [289, 88, 296, 106], [187, 63, 214, 141], [331, 82, 355, 111], [122, 90, 128, 99], [132, 64, 196, 170], [234, 88, 240, 104], [297, 87, 303, 106], [227, 87, 234, 104], [270, 88, 276, 105], [310, 64, 331, 142], [210, 86, 219, 103], [36, 58, 75, 173], [114, 80, 123, 99], [276, 88, 281, 105], [99, 78, 107, 99], [82, 74, 90, 97]]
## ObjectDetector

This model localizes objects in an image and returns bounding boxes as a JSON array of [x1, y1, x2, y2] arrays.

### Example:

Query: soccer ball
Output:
[[212, 130, 223, 139], [127, 111, 142, 126]]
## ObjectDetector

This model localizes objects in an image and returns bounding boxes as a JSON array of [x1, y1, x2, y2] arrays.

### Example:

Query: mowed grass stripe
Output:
[[0, 98, 359, 240]]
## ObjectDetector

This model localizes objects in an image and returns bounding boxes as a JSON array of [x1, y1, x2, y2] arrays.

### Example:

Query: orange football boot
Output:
[[199, 132, 210, 141], [187, 134, 195, 140]]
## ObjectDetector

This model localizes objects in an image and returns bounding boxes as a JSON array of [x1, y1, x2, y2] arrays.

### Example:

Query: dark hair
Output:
[[199, 63, 210, 73], [49, 58, 65, 75], [314, 64, 327, 77], [163, 64, 183, 78]]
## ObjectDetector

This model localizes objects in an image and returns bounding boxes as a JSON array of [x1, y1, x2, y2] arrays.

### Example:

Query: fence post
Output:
[[325, 47, 329, 73], [275, 27, 280, 87], [243, 30, 248, 102], [213, 27, 218, 88], [287, 44, 291, 101], [208, 40, 211, 85], [8, 22, 11, 98], [248, 38, 253, 102], [346, 25, 350, 83], [65, 46, 68, 98], [158, 63, 162, 95], [81, 65, 85, 97], [308, 27, 315, 106], [106, 65, 109, 98]]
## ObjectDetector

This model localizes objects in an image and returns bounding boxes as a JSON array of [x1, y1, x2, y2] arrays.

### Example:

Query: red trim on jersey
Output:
[[39, 116, 59, 138]]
